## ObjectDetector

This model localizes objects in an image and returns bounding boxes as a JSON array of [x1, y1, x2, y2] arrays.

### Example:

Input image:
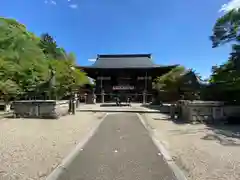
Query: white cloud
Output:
[[44, 0, 79, 9], [69, 4, 78, 9], [44, 0, 57, 5], [88, 59, 96, 62], [51, 0, 57, 5], [220, 0, 240, 12]]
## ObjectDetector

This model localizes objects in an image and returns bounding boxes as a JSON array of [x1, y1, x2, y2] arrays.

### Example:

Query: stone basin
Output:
[[12, 100, 69, 119]]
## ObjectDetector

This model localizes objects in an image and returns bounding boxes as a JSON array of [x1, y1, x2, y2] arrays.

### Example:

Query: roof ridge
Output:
[[97, 54, 152, 58]]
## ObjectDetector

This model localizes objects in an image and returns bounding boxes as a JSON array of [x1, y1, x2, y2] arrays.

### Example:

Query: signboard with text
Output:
[[113, 86, 135, 90]]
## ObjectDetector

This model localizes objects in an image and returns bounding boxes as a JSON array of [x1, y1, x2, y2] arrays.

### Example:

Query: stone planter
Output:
[[12, 100, 69, 119]]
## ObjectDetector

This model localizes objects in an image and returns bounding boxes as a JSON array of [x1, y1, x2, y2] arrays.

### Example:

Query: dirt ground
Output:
[[0, 112, 105, 180], [144, 113, 240, 180]]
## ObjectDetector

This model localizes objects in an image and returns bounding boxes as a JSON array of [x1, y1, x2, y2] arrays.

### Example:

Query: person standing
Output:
[[127, 96, 131, 106]]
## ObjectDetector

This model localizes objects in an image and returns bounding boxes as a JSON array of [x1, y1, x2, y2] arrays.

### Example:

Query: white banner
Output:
[[113, 86, 135, 90], [97, 76, 111, 80], [137, 76, 152, 80]]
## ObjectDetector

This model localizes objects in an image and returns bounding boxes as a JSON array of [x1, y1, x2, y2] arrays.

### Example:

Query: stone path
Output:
[[54, 113, 177, 180]]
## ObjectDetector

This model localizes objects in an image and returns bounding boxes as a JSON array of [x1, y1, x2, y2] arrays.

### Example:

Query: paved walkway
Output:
[[55, 113, 176, 180]]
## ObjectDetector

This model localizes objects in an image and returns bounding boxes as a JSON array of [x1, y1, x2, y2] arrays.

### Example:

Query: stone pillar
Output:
[[84, 93, 87, 104], [75, 93, 79, 108], [170, 104, 176, 119], [101, 90, 105, 104], [143, 91, 146, 104], [72, 99, 76, 115], [68, 100, 72, 114], [212, 106, 224, 121]]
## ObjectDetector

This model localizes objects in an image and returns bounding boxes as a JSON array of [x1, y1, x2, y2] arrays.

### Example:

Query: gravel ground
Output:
[[0, 112, 105, 180], [144, 113, 240, 180]]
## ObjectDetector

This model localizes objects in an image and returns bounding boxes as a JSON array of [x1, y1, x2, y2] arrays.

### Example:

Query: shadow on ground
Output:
[[168, 127, 211, 135], [142, 105, 240, 146], [201, 132, 240, 146], [170, 123, 240, 146], [77, 109, 161, 114], [100, 103, 130, 107], [207, 124, 240, 138], [142, 104, 188, 125], [141, 104, 162, 111], [141, 104, 170, 114]]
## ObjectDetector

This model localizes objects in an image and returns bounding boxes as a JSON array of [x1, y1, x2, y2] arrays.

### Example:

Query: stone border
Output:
[[136, 113, 188, 180], [46, 113, 108, 180]]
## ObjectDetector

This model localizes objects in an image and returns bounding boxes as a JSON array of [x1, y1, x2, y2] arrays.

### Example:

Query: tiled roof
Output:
[[90, 54, 158, 68]]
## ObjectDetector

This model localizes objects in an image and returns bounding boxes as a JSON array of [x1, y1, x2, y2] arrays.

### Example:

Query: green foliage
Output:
[[0, 17, 88, 101], [154, 66, 202, 101], [206, 58, 240, 102], [153, 66, 186, 102], [154, 66, 186, 92], [208, 9, 240, 103], [50, 58, 88, 98], [39, 33, 67, 60], [210, 9, 240, 47]]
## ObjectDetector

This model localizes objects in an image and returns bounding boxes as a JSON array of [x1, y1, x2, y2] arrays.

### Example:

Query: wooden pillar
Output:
[[143, 71, 148, 104]]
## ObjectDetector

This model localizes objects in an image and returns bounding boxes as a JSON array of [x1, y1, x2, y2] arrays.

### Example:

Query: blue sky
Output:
[[0, 0, 235, 78]]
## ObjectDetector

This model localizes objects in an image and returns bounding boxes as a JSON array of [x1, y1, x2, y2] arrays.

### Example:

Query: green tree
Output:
[[0, 17, 49, 99], [39, 33, 67, 60], [0, 58, 21, 102], [154, 66, 203, 102], [154, 66, 186, 91], [0, 17, 88, 101], [49, 54, 89, 99], [209, 9, 240, 103], [153, 66, 186, 102], [210, 9, 240, 47]]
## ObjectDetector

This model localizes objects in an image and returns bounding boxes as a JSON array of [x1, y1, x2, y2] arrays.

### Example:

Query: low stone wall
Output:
[[0, 100, 4, 111], [159, 104, 172, 113], [147, 100, 240, 124], [224, 106, 240, 117], [12, 100, 69, 119], [178, 100, 224, 123]]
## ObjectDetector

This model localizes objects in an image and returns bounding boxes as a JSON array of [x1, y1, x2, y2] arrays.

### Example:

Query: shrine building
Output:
[[79, 54, 177, 103]]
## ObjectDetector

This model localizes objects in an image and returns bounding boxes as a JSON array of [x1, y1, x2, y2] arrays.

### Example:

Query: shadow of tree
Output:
[[207, 124, 240, 139], [100, 103, 129, 107], [143, 103, 240, 146], [142, 104, 190, 124], [152, 116, 171, 121], [168, 128, 211, 135], [201, 133, 240, 146], [168, 126, 240, 146], [141, 104, 170, 114], [141, 104, 161, 111]]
